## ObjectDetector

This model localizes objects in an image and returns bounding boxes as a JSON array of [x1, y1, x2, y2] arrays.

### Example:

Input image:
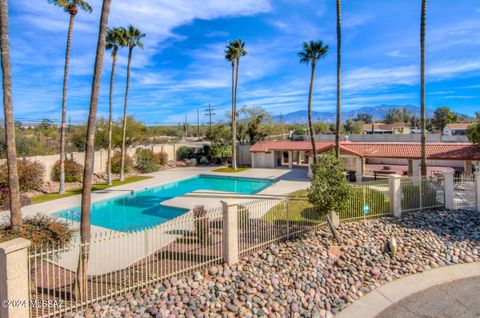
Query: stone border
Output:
[[335, 263, 480, 318]]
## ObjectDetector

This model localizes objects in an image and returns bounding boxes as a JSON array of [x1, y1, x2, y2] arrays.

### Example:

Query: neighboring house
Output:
[[443, 123, 472, 136], [362, 122, 411, 134]]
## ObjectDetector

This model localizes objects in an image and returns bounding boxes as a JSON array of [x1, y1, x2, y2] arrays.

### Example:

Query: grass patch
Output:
[[262, 190, 324, 225], [30, 176, 153, 204], [212, 167, 250, 173]]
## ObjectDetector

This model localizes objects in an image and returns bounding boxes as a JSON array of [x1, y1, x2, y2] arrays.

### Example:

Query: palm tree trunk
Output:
[[107, 48, 117, 186], [308, 63, 317, 164], [230, 61, 236, 169], [120, 47, 133, 182], [74, 0, 111, 300], [59, 13, 76, 194], [232, 59, 240, 170], [0, 0, 22, 229], [420, 0, 427, 176], [335, 0, 342, 159]]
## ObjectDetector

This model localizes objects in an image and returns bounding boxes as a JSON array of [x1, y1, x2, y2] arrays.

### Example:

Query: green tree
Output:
[[105, 27, 127, 185], [298, 40, 329, 164], [308, 150, 352, 215], [225, 39, 247, 170], [76, 0, 111, 300], [384, 108, 412, 124], [354, 113, 373, 124], [467, 122, 480, 144], [0, 0, 22, 229], [48, 0, 92, 194], [344, 119, 364, 134], [314, 122, 331, 134], [431, 107, 458, 132], [120, 25, 145, 181], [420, 0, 428, 176]]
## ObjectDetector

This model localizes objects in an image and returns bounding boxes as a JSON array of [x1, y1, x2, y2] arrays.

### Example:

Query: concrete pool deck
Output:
[[1, 166, 310, 233], [6, 166, 310, 275]]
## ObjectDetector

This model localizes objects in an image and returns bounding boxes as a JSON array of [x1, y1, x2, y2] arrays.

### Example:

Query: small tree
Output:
[[308, 150, 352, 216], [467, 122, 480, 145]]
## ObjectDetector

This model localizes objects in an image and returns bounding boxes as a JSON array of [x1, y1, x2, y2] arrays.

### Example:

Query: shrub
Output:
[[135, 148, 160, 173], [154, 152, 168, 165], [111, 151, 133, 174], [308, 151, 353, 215], [193, 206, 211, 245], [177, 146, 196, 161], [136, 161, 160, 173], [0, 159, 45, 192], [52, 158, 83, 182], [199, 156, 209, 165], [0, 215, 73, 251], [185, 158, 197, 166], [0, 188, 31, 210], [211, 144, 231, 165]]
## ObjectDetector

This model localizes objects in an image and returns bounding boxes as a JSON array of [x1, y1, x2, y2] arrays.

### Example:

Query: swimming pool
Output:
[[54, 174, 274, 231]]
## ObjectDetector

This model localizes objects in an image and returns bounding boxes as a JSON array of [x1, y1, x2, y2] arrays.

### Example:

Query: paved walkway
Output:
[[336, 263, 480, 318], [376, 276, 480, 318]]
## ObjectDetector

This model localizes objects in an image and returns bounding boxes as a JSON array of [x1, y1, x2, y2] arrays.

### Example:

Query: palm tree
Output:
[[75, 0, 112, 300], [335, 0, 342, 159], [105, 27, 126, 186], [225, 39, 247, 170], [225, 42, 236, 168], [0, 0, 22, 229], [298, 41, 329, 164], [420, 0, 427, 176], [48, 0, 92, 194], [119, 25, 145, 181]]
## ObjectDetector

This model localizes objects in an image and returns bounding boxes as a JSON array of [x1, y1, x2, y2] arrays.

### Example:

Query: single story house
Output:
[[443, 123, 472, 136], [249, 140, 480, 179], [362, 122, 411, 134]]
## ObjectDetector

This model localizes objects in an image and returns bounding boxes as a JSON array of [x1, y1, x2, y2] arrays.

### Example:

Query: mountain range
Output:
[[272, 105, 435, 124]]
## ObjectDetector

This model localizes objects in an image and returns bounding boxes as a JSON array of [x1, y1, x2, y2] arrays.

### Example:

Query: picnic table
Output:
[[373, 170, 396, 180]]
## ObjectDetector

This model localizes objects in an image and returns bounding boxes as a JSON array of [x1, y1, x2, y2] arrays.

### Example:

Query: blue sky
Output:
[[6, 0, 480, 125]]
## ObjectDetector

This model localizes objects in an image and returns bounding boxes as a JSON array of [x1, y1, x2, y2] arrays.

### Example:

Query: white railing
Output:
[[29, 207, 224, 318], [400, 176, 445, 213], [453, 174, 476, 210], [27, 176, 447, 317]]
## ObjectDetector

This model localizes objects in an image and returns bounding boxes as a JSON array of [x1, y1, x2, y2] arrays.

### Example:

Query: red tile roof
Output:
[[249, 140, 480, 160], [445, 123, 472, 130]]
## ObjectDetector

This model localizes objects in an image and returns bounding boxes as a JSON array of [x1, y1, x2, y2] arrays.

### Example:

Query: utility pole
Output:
[[197, 108, 200, 141], [184, 114, 188, 141], [280, 112, 285, 139], [204, 103, 216, 131]]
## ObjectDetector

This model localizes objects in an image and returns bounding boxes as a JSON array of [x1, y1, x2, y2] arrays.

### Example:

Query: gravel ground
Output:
[[70, 209, 480, 318]]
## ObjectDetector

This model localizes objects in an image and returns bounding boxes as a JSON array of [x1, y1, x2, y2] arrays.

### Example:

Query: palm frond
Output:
[[76, 0, 92, 13], [298, 40, 329, 64]]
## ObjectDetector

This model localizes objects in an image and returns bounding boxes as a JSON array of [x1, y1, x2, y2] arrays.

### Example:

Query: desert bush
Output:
[[199, 156, 209, 165], [53, 158, 83, 182], [0, 188, 31, 210], [177, 146, 196, 161], [111, 151, 133, 174], [185, 158, 197, 166], [193, 206, 211, 245], [308, 151, 353, 215], [0, 159, 45, 192], [0, 215, 73, 251], [154, 151, 168, 165], [135, 148, 160, 173]]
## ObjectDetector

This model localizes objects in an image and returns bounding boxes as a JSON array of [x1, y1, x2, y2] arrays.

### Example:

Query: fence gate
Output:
[[453, 175, 476, 210]]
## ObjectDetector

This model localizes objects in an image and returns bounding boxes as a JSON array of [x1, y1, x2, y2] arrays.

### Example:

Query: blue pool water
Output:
[[54, 174, 274, 231]]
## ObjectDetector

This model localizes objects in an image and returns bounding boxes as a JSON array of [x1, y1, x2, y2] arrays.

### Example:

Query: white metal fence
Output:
[[453, 174, 476, 210], [400, 176, 445, 213], [27, 176, 447, 317]]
